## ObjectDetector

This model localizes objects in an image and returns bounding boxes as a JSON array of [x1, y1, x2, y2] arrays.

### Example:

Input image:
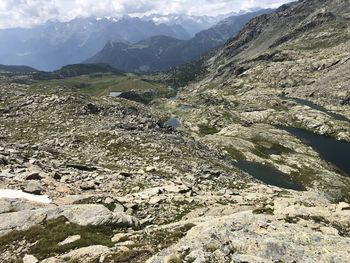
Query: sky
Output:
[[0, 0, 293, 29]]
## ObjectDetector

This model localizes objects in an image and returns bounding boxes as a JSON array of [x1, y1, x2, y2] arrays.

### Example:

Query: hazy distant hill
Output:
[[0, 64, 38, 73]]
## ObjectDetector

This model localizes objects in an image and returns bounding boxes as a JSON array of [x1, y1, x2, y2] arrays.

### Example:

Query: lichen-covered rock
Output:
[[41, 245, 110, 263], [148, 210, 350, 263], [0, 204, 140, 236]]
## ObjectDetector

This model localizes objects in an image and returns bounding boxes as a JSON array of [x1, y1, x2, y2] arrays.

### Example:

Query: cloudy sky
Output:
[[0, 0, 293, 29]]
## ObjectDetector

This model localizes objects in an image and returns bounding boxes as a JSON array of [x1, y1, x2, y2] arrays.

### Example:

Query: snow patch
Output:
[[0, 189, 51, 204]]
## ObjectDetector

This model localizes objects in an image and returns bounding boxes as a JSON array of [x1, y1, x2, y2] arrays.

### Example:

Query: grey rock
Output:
[[58, 235, 81, 246], [23, 254, 38, 263], [114, 203, 125, 213], [0, 204, 140, 236], [63, 245, 110, 261], [80, 181, 96, 190], [23, 181, 43, 195], [0, 198, 46, 214], [111, 233, 128, 243]]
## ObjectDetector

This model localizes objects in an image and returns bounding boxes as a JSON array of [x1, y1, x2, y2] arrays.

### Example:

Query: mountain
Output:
[[214, 0, 349, 65], [0, 16, 190, 71], [142, 14, 224, 37], [0, 64, 38, 73], [85, 9, 273, 72]]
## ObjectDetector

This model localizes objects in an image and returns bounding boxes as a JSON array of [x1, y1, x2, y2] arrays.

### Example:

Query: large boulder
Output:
[[0, 204, 140, 236], [41, 245, 110, 263]]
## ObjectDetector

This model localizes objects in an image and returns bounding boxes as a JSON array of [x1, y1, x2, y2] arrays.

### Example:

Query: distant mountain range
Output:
[[141, 14, 224, 37], [0, 16, 193, 71], [85, 9, 273, 72], [0, 10, 271, 72]]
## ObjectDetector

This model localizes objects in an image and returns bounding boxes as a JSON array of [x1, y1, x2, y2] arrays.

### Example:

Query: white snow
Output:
[[0, 189, 51, 204]]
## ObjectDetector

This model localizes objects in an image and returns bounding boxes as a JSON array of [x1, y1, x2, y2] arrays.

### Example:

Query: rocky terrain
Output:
[[1, 0, 350, 262]]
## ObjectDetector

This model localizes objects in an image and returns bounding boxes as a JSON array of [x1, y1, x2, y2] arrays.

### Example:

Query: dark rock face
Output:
[[81, 103, 101, 115], [341, 95, 350, 105], [66, 163, 97, 172]]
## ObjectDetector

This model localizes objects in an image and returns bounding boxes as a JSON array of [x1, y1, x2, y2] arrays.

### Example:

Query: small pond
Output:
[[234, 160, 306, 191], [164, 117, 181, 129], [284, 127, 350, 177], [110, 92, 122, 97]]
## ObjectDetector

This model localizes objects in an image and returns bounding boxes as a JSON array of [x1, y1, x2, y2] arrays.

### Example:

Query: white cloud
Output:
[[0, 0, 293, 28]]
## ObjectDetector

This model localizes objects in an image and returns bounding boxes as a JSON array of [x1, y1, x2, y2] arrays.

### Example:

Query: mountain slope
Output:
[[157, 0, 350, 200], [0, 16, 190, 71], [85, 9, 272, 72], [214, 0, 350, 65]]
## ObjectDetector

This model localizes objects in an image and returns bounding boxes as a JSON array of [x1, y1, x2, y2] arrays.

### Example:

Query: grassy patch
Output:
[[250, 136, 293, 158], [103, 224, 195, 263], [289, 166, 317, 186], [134, 223, 196, 252], [224, 146, 246, 160], [73, 197, 116, 211], [199, 125, 220, 135], [0, 216, 117, 260], [166, 254, 182, 263], [104, 250, 153, 263], [31, 74, 170, 98]]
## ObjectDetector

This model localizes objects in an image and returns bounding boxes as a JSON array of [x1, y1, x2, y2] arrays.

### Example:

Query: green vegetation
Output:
[[31, 73, 171, 98], [199, 124, 220, 135], [73, 197, 116, 211], [0, 217, 117, 260], [288, 21, 350, 50], [166, 58, 209, 88], [105, 224, 195, 263], [224, 146, 246, 160], [135, 223, 195, 251], [104, 250, 153, 263], [166, 255, 182, 263]]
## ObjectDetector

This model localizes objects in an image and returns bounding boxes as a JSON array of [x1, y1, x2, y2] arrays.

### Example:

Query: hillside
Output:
[[85, 9, 272, 72]]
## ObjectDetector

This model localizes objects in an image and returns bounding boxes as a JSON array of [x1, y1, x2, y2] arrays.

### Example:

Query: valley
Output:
[[0, 0, 350, 262]]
